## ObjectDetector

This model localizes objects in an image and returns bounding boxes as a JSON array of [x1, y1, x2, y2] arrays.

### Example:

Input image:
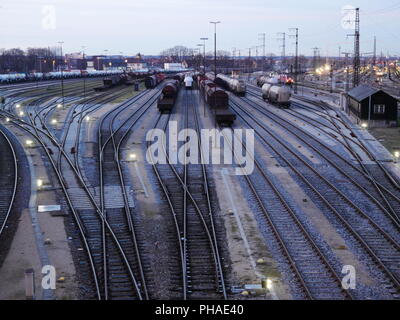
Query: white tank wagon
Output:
[[262, 83, 291, 108], [184, 76, 193, 89], [215, 74, 246, 96], [0, 73, 26, 83]]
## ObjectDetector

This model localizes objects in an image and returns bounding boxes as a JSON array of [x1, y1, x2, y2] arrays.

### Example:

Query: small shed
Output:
[[347, 85, 398, 127]]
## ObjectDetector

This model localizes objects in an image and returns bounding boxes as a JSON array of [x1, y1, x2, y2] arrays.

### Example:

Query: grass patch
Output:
[[111, 83, 146, 103], [369, 127, 400, 154]]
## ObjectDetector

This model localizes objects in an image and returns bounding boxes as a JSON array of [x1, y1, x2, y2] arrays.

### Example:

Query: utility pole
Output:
[[104, 49, 108, 70], [210, 20, 220, 139], [82, 46, 86, 99], [210, 21, 220, 76], [354, 8, 360, 87], [58, 41, 65, 108], [259, 33, 266, 71], [238, 49, 241, 72], [312, 47, 320, 71], [247, 48, 251, 73], [277, 32, 286, 70], [347, 7, 360, 87], [232, 47, 236, 70], [289, 28, 299, 94], [373, 36, 376, 66], [342, 52, 351, 93]]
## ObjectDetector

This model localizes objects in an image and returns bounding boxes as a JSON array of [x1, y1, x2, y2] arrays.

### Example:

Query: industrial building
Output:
[[347, 84, 399, 127]]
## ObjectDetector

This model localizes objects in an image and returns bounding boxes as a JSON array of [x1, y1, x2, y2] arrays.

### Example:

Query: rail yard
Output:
[[0, 1, 400, 310], [0, 67, 399, 302]]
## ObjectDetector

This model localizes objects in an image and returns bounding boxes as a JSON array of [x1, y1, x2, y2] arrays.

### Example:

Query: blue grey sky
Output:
[[1, 0, 399, 56]]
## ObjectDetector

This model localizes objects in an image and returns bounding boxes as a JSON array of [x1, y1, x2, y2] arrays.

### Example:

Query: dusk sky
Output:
[[1, 0, 399, 57]]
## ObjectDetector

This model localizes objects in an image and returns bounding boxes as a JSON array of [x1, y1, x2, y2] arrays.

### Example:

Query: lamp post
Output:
[[82, 46, 86, 99], [58, 41, 65, 108], [196, 44, 203, 70], [200, 37, 208, 71], [210, 21, 220, 76], [210, 21, 220, 147], [104, 49, 108, 71]]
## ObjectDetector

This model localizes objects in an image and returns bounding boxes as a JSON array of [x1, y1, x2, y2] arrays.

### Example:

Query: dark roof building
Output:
[[347, 85, 399, 127]]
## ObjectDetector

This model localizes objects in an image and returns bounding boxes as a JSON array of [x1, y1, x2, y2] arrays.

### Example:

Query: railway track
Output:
[[291, 96, 400, 210], [205, 109, 352, 299], [0, 126, 18, 239], [246, 88, 400, 227], [96, 88, 161, 299], [229, 93, 400, 298], [148, 89, 227, 299], [0, 86, 158, 299]]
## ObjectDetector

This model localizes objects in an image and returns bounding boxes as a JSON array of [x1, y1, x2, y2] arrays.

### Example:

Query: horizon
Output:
[[1, 1, 400, 56]]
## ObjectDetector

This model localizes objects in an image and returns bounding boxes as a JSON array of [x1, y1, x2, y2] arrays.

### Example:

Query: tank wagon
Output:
[[184, 76, 194, 90], [157, 80, 180, 113], [257, 74, 294, 87], [215, 74, 246, 96], [261, 83, 291, 108]]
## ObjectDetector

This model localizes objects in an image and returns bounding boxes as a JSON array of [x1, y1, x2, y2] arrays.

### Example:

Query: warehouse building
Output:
[[347, 85, 399, 127]]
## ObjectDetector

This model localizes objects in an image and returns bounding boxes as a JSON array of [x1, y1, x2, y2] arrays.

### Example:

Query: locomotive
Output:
[[214, 74, 246, 96]]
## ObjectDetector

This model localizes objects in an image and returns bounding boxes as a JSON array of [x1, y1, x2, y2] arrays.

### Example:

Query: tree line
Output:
[[0, 47, 61, 73]]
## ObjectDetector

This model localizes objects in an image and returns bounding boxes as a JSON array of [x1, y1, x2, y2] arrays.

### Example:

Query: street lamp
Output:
[[104, 49, 108, 71], [200, 37, 208, 71], [394, 151, 400, 163], [197, 44, 203, 70], [129, 153, 137, 162], [209, 21, 220, 76], [210, 21, 220, 146], [82, 46, 87, 98]]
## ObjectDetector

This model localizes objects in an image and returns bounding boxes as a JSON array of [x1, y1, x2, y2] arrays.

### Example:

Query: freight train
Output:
[[257, 73, 294, 87], [0, 70, 124, 84], [198, 73, 236, 126], [157, 80, 180, 113], [144, 73, 165, 89], [214, 73, 246, 96], [93, 72, 144, 91]]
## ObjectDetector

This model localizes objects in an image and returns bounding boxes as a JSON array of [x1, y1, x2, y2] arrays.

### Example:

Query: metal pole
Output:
[[289, 28, 299, 94], [58, 41, 65, 107], [82, 46, 86, 99], [368, 95, 372, 128], [200, 37, 208, 71], [210, 21, 220, 146]]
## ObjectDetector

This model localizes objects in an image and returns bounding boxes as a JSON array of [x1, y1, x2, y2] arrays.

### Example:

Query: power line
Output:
[[258, 33, 266, 71], [277, 32, 286, 69], [289, 28, 299, 94], [346, 7, 360, 87]]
